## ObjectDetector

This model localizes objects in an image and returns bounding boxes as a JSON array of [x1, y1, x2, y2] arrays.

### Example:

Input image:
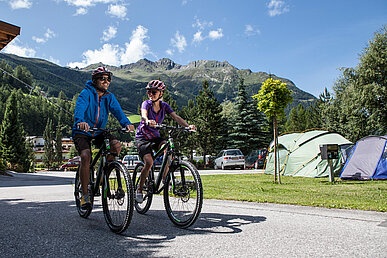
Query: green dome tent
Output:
[[264, 130, 352, 177]]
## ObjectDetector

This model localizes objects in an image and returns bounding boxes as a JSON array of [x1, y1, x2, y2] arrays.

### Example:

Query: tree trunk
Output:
[[273, 115, 281, 184], [273, 116, 277, 183]]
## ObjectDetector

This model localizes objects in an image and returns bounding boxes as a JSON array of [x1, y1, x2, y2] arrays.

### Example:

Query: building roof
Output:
[[0, 20, 21, 51]]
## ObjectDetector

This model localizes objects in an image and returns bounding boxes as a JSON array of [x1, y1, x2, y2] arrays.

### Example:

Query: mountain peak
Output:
[[155, 58, 180, 70], [184, 60, 236, 70]]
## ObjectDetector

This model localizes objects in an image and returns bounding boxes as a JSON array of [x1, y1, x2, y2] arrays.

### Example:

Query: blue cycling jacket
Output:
[[72, 80, 131, 138]]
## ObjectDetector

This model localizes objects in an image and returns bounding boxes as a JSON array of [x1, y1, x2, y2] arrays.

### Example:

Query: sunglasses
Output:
[[147, 90, 159, 95], [97, 77, 111, 82]]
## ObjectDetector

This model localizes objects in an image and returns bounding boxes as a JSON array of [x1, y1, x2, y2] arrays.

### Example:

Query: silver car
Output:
[[214, 149, 245, 170], [122, 154, 141, 170]]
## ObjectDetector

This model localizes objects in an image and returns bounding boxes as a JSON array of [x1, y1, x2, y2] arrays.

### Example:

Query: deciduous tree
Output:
[[252, 78, 293, 183]]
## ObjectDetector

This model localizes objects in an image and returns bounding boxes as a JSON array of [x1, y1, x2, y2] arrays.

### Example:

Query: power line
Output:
[[0, 66, 73, 115]]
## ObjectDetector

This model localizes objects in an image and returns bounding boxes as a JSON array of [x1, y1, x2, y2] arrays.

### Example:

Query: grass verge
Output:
[[201, 173, 387, 212]]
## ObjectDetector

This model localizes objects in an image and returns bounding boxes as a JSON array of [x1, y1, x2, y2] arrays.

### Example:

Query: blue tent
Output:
[[340, 135, 387, 180]]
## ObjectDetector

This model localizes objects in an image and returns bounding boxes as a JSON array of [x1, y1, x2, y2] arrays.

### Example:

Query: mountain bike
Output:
[[74, 128, 134, 234], [132, 124, 203, 228]]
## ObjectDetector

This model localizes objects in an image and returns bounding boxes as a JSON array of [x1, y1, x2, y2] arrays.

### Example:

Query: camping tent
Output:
[[264, 130, 352, 177], [340, 136, 387, 180]]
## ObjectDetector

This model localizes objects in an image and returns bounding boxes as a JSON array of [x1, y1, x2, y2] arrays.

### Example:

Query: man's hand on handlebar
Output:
[[126, 124, 135, 132], [77, 122, 90, 132]]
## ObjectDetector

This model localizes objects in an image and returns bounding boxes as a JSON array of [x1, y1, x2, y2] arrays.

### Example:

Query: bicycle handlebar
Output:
[[89, 127, 131, 134], [154, 123, 196, 132]]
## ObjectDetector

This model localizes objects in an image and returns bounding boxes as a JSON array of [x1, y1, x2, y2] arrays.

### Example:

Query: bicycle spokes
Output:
[[163, 161, 203, 228]]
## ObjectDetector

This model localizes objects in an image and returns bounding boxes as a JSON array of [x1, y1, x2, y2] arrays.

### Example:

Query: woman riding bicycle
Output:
[[135, 80, 196, 203]]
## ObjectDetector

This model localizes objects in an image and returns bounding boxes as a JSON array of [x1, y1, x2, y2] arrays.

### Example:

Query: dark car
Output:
[[245, 149, 268, 169]]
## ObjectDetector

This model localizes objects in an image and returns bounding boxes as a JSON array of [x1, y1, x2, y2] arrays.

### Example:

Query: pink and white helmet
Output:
[[92, 66, 112, 80], [145, 80, 166, 91]]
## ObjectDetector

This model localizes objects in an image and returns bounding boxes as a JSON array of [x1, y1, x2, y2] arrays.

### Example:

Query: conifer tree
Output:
[[0, 90, 29, 172], [228, 79, 271, 155], [42, 118, 55, 170], [218, 100, 236, 151], [13, 65, 33, 93], [161, 88, 178, 126], [179, 99, 197, 161], [55, 123, 63, 168], [247, 98, 271, 148], [228, 79, 251, 154], [194, 80, 222, 167]]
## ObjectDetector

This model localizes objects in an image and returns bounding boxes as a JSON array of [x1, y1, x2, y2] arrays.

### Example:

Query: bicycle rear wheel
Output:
[[132, 163, 153, 214], [74, 167, 92, 218], [163, 161, 203, 228], [102, 161, 134, 234]]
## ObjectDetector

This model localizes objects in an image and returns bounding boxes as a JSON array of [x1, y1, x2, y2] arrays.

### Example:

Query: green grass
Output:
[[201, 173, 387, 212]]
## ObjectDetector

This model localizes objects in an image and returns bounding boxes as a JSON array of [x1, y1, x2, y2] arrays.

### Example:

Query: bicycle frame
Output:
[[88, 141, 107, 196], [88, 134, 118, 198], [148, 131, 185, 195]]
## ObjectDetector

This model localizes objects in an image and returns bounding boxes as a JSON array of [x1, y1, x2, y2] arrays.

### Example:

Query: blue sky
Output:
[[1, 0, 386, 97]]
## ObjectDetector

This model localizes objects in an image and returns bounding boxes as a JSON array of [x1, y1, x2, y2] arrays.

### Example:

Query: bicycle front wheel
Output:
[[102, 161, 134, 234], [163, 161, 203, 228]]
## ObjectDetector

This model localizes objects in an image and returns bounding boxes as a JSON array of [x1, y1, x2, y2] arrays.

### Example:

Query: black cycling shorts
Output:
[[73, 133, 116, 153], [136, 137, 165, 159]]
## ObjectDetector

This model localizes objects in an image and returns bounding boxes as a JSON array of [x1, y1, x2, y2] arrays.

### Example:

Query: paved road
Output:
[[0, 171, 386, 257]]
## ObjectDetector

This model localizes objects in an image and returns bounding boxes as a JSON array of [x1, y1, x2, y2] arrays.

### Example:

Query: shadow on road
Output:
[[0, 197, 266, 256]]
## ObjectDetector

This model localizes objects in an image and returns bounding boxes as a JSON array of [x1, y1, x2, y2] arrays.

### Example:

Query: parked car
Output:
[[245, 149, 268, 169], [60, 156, 80, 171], [214, 149, 245, 170], [122, 154, 141, 170]]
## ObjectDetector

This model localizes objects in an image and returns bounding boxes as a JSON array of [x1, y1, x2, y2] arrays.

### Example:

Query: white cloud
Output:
[[9, 0, 32, 9], [267, 0, 289, 17], [32, 28, 56, 44], [68, 43, 120, 68], [3, 40, 36, 58], [64, 0, 94, 7], [68, 25, 150, 68], [64, 0, 116, 8], [101, 26, 117, 42], [191, 17, 224, 44], [208, 28, 223, 40], [107, 4, 127, 19], [192, 17, 213, 30], [165, 49, 173, 55], [74, 7, 88, 15], [120, 25, 150, 64], [192, 31, 203, 44], [63, 0, 118, 15], [170, 31, 187, 53], [245, 25, 261, 36]]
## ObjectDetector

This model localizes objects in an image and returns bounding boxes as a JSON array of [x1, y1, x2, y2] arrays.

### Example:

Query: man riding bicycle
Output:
[[72, 67, 134, 210], [135, 79, 196, 203]]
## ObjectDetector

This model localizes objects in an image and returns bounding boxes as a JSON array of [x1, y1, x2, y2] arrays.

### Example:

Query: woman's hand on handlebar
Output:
[[147, 120, 157, 127], [188, 124, 196, 132], [77, 122, 90, 132]]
